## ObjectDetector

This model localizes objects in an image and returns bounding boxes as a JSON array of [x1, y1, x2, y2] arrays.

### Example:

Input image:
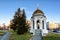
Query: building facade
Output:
[[46, 22, 59, 30], [46, 22, 55, 30]]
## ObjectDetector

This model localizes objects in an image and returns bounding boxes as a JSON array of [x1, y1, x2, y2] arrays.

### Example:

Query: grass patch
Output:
[[9, 30, 31, 40], [43, 32, 60, 40], [0, 30, 5, 36]]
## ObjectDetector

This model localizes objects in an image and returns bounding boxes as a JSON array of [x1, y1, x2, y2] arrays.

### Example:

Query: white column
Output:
[[40, 19, 42, 29], [44, 19, 47, 30], [33, 19, 37, 35], [34, 19, 37, 29]]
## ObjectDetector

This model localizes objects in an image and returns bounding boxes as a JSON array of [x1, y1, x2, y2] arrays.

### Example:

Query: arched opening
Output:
[[37, 20, 40, 29], [42, 20, 44, 29]]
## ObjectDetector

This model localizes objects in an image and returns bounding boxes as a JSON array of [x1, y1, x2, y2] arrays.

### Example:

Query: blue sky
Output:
[[0, 0, 60, 26]]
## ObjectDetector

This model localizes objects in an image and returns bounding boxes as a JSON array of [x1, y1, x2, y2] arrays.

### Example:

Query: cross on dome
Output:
[[37, 3, 40, 10]]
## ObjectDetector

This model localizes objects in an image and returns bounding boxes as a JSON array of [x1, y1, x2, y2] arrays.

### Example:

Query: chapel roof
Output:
[[33, 8, 44, 15]]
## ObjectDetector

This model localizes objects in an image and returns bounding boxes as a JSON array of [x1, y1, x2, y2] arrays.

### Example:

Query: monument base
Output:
[[30, 29, 48, 36]]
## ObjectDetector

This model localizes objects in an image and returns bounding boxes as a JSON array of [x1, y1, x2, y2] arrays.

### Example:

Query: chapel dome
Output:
[[33, 8, 44, 15]]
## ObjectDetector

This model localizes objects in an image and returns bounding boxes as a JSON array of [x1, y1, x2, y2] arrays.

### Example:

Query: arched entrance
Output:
[[37, 20, 40, 29]]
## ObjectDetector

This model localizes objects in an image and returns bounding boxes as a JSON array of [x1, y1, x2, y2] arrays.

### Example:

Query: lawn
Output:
[[43, 32, 60, 40], [9, 30, 31, 40], [9, 30, 60, 40], [0, 30, 5, 36]]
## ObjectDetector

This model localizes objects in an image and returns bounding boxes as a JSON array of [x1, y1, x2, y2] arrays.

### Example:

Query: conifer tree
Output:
[[12, 8, 21, 32], [17, 9, 28, 34], [22, 9, 28, 33], [12, 8, 28, 34]]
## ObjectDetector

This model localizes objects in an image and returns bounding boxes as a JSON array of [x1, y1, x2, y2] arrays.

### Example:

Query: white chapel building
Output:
[[30, 8, 48, 36]]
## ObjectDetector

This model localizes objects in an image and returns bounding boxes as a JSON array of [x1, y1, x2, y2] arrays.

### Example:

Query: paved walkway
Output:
[[30, 29, 43, 40], [0, 36, 3, 40], [0, 30, 10, 40], [31, 35, 42, 40]]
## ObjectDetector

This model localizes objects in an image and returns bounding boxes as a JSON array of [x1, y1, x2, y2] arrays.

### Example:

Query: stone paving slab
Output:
[[0, 30, 10, 40], [0, 36, 3, 40], [31, 35, 42, 40], [30, 29, 42, 40]]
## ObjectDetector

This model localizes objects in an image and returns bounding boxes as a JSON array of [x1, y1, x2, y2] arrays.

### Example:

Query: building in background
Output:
[[46, 22, 59, 30], [55, 23, 58, 29], [46, 22, 55, 30], [58, 23, 60, 29], [57, 23, 60, 29]]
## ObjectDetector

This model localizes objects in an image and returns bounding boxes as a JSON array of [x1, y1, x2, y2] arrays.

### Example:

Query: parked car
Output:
[[53, 29, 60, 33], [56, 30, 60, 33], [53, 30, 57, 32]]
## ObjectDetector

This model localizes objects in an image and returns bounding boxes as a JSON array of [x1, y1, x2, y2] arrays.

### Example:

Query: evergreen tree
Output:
[[17, 9, 28, 34], [12, 8, 28, 34], [22, 9, 28, 32], [17, 14, 23, 34], [12, 8, 21, 32]]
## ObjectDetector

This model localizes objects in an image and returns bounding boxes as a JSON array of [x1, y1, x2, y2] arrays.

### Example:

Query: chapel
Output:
[[30, 7, 48, 36]]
